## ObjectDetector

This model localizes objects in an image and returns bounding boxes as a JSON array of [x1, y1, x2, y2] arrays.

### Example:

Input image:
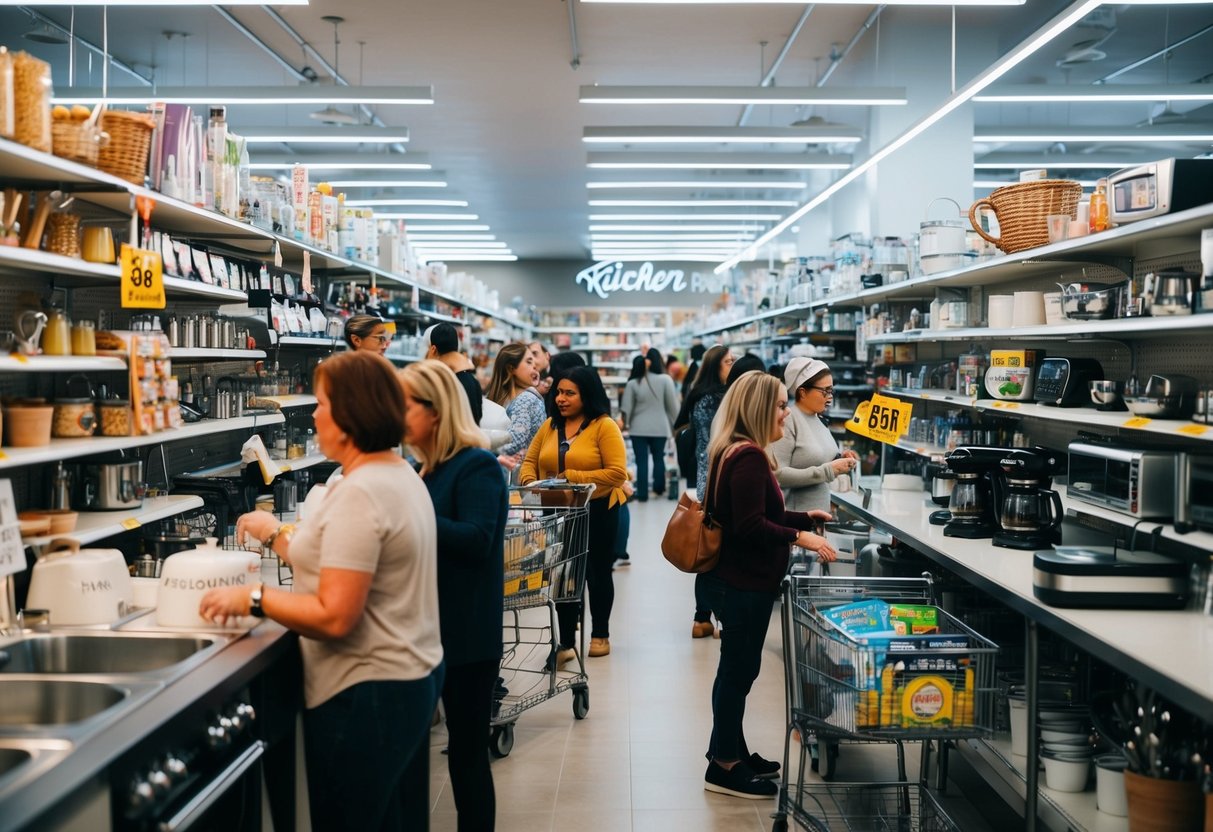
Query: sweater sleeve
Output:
[[620, 382, 635, 428], [771, 413, 837, 488], [663, 376, 679, 427], [434, 452, 506, 567], [500, 391, 546, 457], [726, 449, 801, 546], [562, 417, 629, 499], [519, 419, 553, 485]]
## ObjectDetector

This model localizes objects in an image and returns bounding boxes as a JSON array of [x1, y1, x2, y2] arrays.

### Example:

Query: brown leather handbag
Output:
[[661, 443, 741, 573]]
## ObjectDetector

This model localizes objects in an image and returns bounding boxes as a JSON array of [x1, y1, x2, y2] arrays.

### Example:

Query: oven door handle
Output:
[[158, 740, 266, 832]]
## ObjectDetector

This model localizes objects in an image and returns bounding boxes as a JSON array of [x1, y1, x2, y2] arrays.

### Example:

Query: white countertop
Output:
[[832, 487, 1213, 722]]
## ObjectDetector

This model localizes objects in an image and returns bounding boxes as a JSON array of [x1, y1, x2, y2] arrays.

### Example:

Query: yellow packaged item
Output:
[[889, 604, 940, 635], [899, 675, 955, 727], [989, 349, 1043, 369]]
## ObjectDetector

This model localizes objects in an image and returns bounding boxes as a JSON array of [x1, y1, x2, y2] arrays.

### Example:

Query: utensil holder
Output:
[[1124, 771, 1204, 831]]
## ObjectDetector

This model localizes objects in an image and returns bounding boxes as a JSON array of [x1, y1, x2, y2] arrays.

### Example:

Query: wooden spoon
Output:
[[23, 191, 54, 249]]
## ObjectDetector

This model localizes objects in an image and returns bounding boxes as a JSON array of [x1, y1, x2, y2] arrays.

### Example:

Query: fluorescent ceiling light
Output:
[[579, 85, 906, 106], [590, 224, 763, 231], [593, 241, 742, 248], [5, 0, 306, 4], [974, 178, 1097, 188], [51, 85, 433, 106], [412, 241, 509, 249], [590, 199, 799, 207], [974, 153, 1142, 169], [377, 213, 479, 220], [590, 253, 750, 263], [239, 126, 408, 144], [587, 180, 807, 190], [587, 152, 851, 171], [974, 126, 1213, 142], [716, 0, 1103, 273], [408, 234, 497, 241], [248, 154, 430, 171], [583, 126, 862, 145], [418, 254, 518, 262], [974, 84, 1213, 104], [589, 213, 781, 221], [399, 224, 491, 232], [591, 234, 756, 241], [582, 0, 1021, 5], [328, 179, 447, 188], [345, 199, 468, 207]]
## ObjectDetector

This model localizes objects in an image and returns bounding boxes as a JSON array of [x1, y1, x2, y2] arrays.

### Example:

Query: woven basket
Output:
[[968, 180, 1083, 254], [96, 110, 155, 185], [51, 121, 106, 167]]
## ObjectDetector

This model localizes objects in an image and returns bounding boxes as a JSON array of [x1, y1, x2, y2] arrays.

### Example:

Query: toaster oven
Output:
[[1107, 159, 1213, 225], [1175, 453, 1213, 534], [1067, 441, 1178, 519]]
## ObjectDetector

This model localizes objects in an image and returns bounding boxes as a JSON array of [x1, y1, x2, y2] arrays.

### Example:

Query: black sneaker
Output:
[[703, 761, 778, 799], [747, 753, 780, 779]]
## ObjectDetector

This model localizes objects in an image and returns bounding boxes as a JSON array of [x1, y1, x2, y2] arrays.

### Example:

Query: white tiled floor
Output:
[[427, 497, 985, 832]]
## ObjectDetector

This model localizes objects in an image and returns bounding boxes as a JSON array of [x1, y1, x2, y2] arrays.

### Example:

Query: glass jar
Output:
[[98, 399, 132, 437], [71, 320, 96, 356], [52, 398, 97, 438], [42, 309, 70, 356], [45, 212, 81, 258]]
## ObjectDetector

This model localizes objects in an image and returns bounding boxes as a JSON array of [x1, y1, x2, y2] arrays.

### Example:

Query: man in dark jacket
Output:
[[424, 322, 484, 424], [682, 342, 706, 396]]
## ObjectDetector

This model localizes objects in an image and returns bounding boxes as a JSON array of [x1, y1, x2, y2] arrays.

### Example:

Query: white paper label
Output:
[[0, 522, 26, 578]]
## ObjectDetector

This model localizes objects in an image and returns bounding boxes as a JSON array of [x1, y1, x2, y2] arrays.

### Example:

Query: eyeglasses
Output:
[[810, 386, 835, 397], [367, 334, 393, 344]]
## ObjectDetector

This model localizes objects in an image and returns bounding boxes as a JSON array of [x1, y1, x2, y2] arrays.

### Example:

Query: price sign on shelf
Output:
[[120, 245, 165, 309], [846, 393, 914, 445]]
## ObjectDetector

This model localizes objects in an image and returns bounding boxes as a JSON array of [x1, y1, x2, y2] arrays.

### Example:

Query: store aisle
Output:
[[427, 497, 991, 832]]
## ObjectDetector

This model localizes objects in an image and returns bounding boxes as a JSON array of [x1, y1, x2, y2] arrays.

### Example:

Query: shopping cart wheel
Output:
[[817, 741, 839, 780], [489, 723, 515, 759], [770, 816, 788, 832], [571, 685, 590, 720]]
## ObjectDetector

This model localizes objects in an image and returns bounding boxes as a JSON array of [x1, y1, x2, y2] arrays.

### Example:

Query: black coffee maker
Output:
[[942, 446, 1007, 539], [993, 447, 1065, 550]]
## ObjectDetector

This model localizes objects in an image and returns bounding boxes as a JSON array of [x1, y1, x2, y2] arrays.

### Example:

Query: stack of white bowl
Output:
[[1008, 695, 1097, 792]]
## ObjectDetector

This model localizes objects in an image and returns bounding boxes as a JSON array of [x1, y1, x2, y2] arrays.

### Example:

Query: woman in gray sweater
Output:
[[770, 357, 859, 513], [620, 355, 680, 501]]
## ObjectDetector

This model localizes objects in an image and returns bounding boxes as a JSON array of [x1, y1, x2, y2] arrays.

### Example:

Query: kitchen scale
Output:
[[1033, 546, 1189, 609]]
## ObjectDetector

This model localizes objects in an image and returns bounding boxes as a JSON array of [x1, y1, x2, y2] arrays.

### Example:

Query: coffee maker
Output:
[[993, 447, 1065, 550], [942, 447, 1006, 539]]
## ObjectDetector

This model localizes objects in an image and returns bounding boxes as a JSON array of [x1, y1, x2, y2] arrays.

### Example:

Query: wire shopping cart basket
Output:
[[491, 482, 594, 758], [772, 573, 999, 832]]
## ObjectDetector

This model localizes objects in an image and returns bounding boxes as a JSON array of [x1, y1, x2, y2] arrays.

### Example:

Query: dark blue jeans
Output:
[[707, 584, 776, 763], [694, 569, 727, 623], [631, 435, 667, 500], [304, 667, 444, 832]]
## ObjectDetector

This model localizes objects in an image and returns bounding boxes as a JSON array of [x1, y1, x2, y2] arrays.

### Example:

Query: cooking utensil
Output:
[[21, 190, 55, 249], [1145, 269, 1197, 317], [1089, 380, 1127, 412], [73, 453, 143, 510], [14, 309, 46, 355], [1059, 282, 1121, 320]]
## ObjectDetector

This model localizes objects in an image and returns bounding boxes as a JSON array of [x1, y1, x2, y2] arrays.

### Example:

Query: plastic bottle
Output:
[[1089, 178, 1109, 234], [207, 107, 227, 215]]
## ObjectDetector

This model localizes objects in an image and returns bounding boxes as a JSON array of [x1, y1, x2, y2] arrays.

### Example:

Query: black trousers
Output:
[[558, 498, 620, 644], [441, 659, 499, 832], [694, 569, 727, 623], [303, 668, 443, 832], [707, 585, 776, 762]]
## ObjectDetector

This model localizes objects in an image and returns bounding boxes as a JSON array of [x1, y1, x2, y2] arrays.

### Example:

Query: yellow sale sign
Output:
[[120, 245, 166, 309], [846, 393, 914, 445]]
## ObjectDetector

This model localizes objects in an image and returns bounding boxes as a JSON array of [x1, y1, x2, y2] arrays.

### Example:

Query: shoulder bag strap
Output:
[[556, 419, 587, 475], [705, 441, 745, 520]]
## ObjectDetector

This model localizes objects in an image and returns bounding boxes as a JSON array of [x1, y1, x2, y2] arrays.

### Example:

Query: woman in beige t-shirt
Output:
[[200, 351, 442, 831]]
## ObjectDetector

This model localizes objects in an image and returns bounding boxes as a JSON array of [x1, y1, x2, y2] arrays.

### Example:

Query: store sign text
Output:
[[575, 260, 724, 299]]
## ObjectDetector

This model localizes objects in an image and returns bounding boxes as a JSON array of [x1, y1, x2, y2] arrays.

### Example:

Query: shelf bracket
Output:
[[1020, 252, 1134, 280]]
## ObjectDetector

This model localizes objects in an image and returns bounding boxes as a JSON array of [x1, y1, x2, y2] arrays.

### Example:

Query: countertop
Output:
[[0, 619, 297, 832], [832, 487, 1213, 723]]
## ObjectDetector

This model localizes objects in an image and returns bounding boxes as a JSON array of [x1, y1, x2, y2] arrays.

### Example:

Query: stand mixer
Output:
[[993, 447, 1065, 550]]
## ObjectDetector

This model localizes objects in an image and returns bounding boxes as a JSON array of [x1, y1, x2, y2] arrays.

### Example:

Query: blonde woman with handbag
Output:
[[701, 371, 835, 800]]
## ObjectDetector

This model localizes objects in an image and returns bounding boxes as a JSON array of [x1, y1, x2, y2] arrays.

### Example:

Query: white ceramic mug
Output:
[[988, 295, 1015, 329], [1012, 291, 1047, 327]]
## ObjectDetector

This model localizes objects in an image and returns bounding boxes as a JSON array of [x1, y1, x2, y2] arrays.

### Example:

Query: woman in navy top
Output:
[[399, 360, 508, 832]]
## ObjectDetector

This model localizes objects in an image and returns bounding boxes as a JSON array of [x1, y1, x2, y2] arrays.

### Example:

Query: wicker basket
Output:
[[96, 110, 155, 185], [968, 179, 1084, 254], [51, 121, 106, 167]]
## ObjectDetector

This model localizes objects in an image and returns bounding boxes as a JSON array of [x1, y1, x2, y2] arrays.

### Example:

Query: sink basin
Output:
[[0, 748, 30, 778], [0, 680, 129, 727], [0, 633, 222, 676]]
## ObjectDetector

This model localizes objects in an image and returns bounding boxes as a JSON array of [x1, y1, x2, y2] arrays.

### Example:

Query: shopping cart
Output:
[[772, 573, 999, 832], [490, 482, 594, 758]]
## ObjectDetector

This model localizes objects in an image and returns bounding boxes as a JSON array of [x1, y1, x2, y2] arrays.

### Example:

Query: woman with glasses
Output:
[[520, 366, 628, 661], [770, 357, 860, 513], [399, 360, 507, 832], [487, 342, 547, 473], [702, 372, 836, 800], [344, 314, 393, 356]]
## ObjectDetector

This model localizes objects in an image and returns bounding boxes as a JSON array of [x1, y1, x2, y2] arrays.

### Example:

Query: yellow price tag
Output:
[[120, 518, 142, 531], [846, 393, 914, 445], [1123, 417, 1152, 429], [120, 244, 166, 309], [11, 353, 27, 364], [991, 401, 1020, 410], [1177, 424, 1208, 436]]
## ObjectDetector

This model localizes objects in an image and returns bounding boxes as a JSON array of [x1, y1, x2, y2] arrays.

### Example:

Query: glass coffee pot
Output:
[[1000, 479, 1064, 534]]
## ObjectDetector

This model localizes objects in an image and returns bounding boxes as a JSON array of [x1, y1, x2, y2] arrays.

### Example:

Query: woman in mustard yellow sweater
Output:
[[521, 365, 628, 663]]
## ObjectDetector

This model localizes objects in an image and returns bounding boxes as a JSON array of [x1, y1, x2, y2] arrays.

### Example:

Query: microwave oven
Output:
[[1175, 453, 1213, 534], [1067, 441, 1177, 519], [1107, 159, 1213, 225]]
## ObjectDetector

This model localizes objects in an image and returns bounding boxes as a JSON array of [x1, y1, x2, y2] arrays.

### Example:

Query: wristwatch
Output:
[[262, 523, 295, 551], [249, 582, 265, 618]]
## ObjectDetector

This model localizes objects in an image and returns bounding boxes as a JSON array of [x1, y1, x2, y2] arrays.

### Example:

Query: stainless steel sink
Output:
[[0, 738, 73, 792], [0, 632, 224, 676], [0, 679, 130, 727], [0, 748, 30, 777]]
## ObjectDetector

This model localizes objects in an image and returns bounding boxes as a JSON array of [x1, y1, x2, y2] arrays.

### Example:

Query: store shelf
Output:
[[695, 304, 808, 338], [169, 347, 266, 360], [971, 399, 1213, 445], [259, 394, 317, 410], [162, 275, 249, 302], [0, 246, 120, 280], [891, 437, 948, 458], [22, 495, 205, 548], [868, 315, 1213, 346], [0, 354, 128, 373], [593, 361, 634, 370], [957, 735, 1122, 832], [0, 412, 285, 472], [534, 325, 665, 334], [571, 343, 640, 352], [815, 203, 1213, 310], [1059, 490, 1213, 558], [885, 387, 978, 407], [273, 335, 345, 349], [274, 452, 328, 473], [600, 375, 629, 384]]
